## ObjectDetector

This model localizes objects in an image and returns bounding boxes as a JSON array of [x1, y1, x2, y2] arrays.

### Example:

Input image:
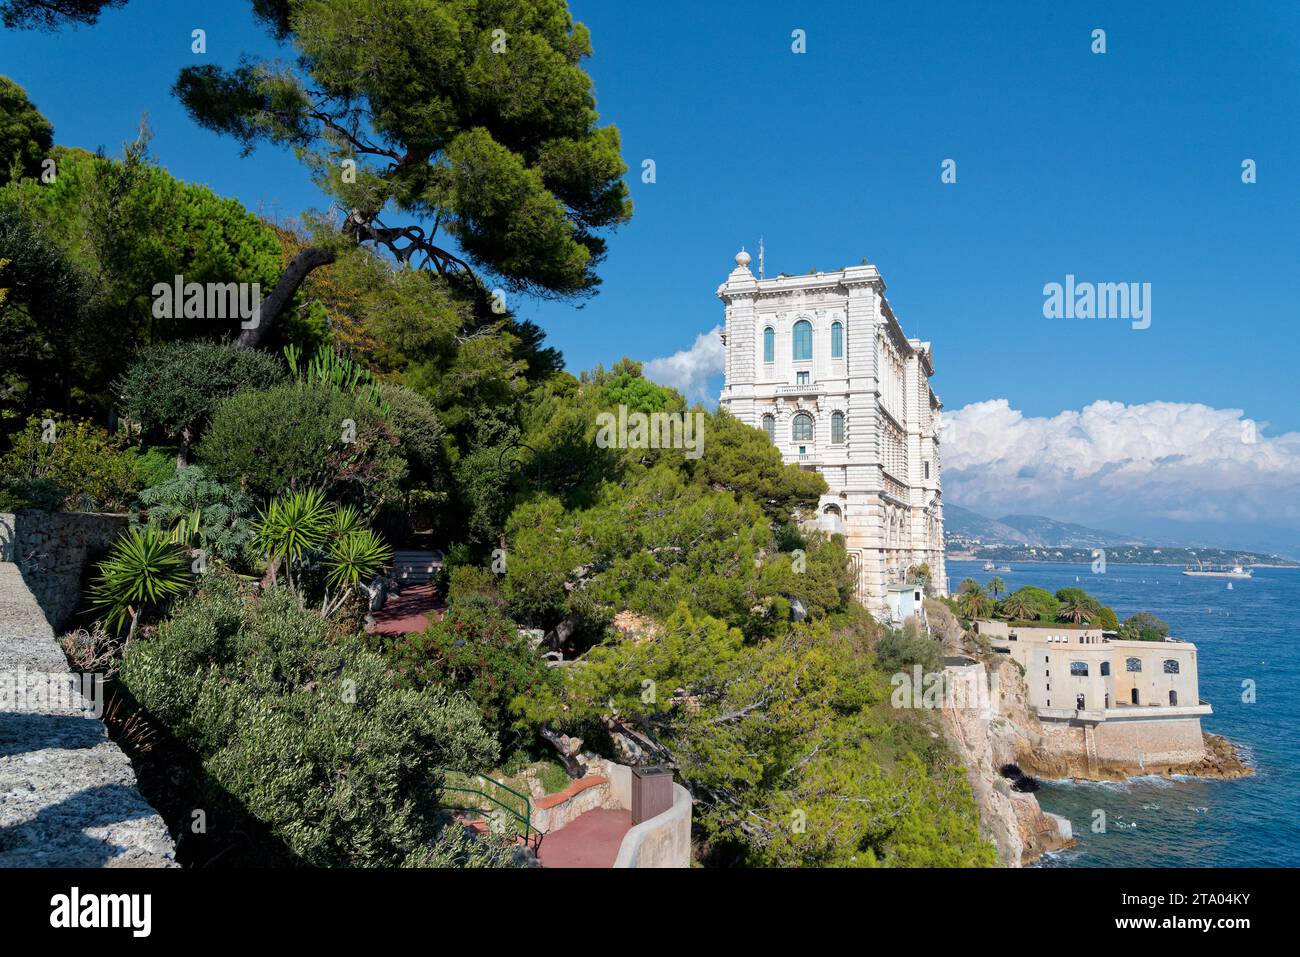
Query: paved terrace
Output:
[[0, 561, 176, 867]]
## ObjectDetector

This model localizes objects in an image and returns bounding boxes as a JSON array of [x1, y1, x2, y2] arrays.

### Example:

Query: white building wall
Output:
[[718, 251, 946, 617]]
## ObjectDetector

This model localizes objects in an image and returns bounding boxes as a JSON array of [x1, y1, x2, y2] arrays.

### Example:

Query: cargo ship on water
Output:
[[1182, 562, 1253, 579]]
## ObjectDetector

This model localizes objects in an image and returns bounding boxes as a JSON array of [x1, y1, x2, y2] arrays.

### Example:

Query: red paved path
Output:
[[536, 808, 632, 868], [367, 583, 444, 636]]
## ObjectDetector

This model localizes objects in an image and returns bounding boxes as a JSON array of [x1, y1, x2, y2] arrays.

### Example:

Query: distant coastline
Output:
[[947, 553, 1300, 568]]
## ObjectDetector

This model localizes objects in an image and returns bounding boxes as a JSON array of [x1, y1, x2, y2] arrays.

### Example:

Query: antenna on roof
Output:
[[758, 236, 765, 279]]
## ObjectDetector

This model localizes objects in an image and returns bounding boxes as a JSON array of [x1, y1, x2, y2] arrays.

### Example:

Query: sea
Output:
[[946, 559, 1300, 867]]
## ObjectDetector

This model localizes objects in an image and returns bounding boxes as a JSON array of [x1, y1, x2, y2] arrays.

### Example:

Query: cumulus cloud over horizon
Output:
[[643, 325, 724, 404], [940, 398, 1300, 530]]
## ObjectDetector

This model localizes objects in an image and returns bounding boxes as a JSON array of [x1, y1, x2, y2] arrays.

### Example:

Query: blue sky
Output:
[[3, 0, 1299, 548]]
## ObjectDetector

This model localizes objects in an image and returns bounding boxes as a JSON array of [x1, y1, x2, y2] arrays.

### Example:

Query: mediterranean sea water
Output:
[[946, 559, 1300, 867]]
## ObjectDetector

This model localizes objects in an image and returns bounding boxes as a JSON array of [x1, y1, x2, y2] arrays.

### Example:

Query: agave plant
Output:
[[89, 526, 192, 639]]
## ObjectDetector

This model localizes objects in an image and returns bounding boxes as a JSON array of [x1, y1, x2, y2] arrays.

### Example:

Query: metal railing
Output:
[[438, 770, 534, 844]]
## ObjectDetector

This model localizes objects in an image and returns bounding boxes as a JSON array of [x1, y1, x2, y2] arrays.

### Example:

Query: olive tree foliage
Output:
[[0, 76, 53, 184], [172, 0, 633, 345]]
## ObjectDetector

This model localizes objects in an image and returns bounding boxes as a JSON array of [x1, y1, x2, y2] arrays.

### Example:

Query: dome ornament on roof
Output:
[[735, 247, 751, 268]]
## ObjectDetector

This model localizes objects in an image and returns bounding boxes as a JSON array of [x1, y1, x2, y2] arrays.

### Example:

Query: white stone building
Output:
[[717, 251, 947, 616]]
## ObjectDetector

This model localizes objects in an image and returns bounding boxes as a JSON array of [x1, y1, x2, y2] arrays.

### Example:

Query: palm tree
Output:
[[988, 576, 1005, 599], [958, 584, 993, 620], [958, 577, 980, 595], [1056, 590, 1097, 624], [999, 590, 1037, 621]]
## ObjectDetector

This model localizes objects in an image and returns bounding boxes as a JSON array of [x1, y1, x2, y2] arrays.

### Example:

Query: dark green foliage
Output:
[[174, 0, 632, 303], [0, 0, 126, 29], [118, 340, 286, 457], [378, 381, 444, 484], [688, 408, 828, 523], [1120, 610, 1170, 642], [875, 623, 944, 675], [119, 577, 498, 867], [196, 381, 406, 507], [123, 446, 177, 489], [370, 599, 560, 745], [0, 76, 52, 183]]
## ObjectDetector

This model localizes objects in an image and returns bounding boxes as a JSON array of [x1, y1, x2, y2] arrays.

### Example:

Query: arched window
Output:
[[1100, 661, 1111, 676], [831, 321, 843, 358], [763, 327, 775, 364], [1169, 690, 1178, 706], [820, 504, 843, 535], [792, 412, 814, 442], [831, 410, 845, 444], [1070, 661, 1089, 677], [1126, 657, 1142, 673], [761, 414, 775, 443], [1163, 659, 1180, 675], [792, 320, 812, 361]]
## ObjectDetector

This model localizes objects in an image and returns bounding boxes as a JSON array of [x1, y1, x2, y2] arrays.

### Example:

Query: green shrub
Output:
[[0, 414, 137, 511], [196, 381, 406, 507], [117, 340, 286, 460], [119, 578, 498, 867], [379, 381, 444, 484], [124, 446, 178, 489], [134, 465, 256, 567], [370, 600, 560, 744], [875, 624, 943, 675]]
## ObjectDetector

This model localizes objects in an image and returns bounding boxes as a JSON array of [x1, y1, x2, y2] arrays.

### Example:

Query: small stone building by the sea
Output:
[[976, 620, 1210, 770]]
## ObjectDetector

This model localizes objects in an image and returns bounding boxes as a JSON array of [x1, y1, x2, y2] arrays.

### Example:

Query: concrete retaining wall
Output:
[[613, 783, 692, 869]]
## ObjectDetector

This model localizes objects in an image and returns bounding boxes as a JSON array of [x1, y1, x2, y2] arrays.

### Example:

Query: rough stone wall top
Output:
[[0, 561, 176, 867]]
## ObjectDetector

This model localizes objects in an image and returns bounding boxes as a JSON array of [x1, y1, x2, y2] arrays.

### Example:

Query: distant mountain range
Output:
[[944, 505, 1146, 548], [944, 504, 1299, 565]]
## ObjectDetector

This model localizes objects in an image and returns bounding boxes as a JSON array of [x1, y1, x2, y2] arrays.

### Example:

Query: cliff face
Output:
[[940, 659, 1073, 867]]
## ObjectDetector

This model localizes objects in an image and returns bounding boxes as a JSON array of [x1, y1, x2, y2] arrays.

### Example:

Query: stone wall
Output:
[[1036, 715, 1206, 771], [0, 562, 176, 866], [0, 511, 129, 631]]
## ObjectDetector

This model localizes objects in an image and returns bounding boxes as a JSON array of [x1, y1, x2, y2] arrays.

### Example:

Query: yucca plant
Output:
[[254, 489, 393, 617], [322, 527, 393, 618], [89, 526, 192, 640], [253, 488, 332, 591]]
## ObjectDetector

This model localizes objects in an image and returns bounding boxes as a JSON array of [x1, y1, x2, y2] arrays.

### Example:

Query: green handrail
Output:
[[438, 770, 533, 844]]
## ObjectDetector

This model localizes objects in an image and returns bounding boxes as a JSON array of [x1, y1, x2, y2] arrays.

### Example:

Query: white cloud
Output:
[[940, 399, 1300, 529], [643, 325, 725, 404]]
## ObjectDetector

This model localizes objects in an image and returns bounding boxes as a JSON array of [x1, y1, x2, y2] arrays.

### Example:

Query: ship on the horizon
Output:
[[1182, 561, 1253, 579]]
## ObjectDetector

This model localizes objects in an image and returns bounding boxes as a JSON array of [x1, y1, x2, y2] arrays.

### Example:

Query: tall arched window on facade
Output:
[[792, 320, 812, 361], [763, 327, 774, 364], [831, 410, 845, 444], [762, 414, 775, 443], [831, 321, 843, 359], [792, 412, 814, 442]]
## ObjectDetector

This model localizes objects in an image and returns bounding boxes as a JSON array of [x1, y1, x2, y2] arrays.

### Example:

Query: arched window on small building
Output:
[[1126, 657, 1142, 673], [1163, 659, 1180, 675], [1070, 661, 1089, 677], [1100, 661, 1110, 676]]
